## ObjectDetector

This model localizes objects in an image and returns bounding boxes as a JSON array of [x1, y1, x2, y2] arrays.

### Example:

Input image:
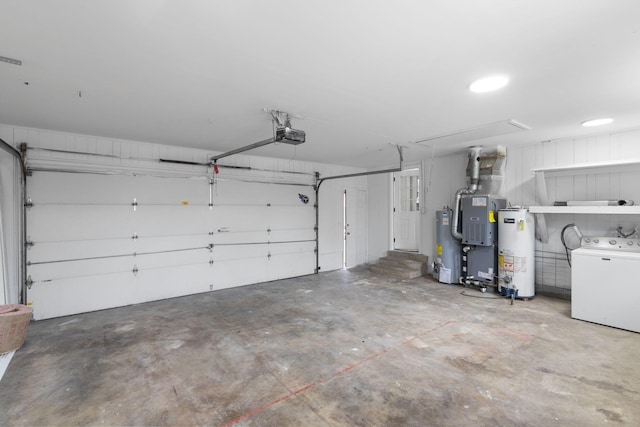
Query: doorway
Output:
[[393, 168, 420, 251]]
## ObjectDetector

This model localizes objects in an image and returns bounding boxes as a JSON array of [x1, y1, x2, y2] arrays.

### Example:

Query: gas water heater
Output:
[[498, 208, 535, 298], [433, 208, 461, 284]]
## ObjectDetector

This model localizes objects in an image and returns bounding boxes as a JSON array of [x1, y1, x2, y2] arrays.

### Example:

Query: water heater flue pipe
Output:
[[451, 146, 482, 240]]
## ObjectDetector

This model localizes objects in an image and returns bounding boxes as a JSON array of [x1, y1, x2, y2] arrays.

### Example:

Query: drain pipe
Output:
[[451, 146, 482, 240], [0, 138, 27, 304]]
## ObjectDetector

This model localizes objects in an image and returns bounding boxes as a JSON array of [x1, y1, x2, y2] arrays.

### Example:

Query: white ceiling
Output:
[[1, 0, 640, 168]]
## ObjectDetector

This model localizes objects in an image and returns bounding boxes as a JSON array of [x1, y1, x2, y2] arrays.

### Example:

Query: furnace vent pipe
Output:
[[451, 146, 482, 240]]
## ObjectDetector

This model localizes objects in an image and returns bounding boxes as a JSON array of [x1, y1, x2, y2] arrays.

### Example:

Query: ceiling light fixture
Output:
[[581, 118, 613, 127], [469, 75, 509, 93]]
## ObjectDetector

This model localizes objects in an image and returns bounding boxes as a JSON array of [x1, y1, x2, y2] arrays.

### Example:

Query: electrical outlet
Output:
[[209, 284, 213, 291]]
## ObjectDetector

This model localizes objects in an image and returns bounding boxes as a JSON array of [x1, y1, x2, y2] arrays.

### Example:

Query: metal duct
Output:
[[451, 146, 482, 240]]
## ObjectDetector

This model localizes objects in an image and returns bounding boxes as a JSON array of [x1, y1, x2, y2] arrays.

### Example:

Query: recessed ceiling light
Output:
[[581, 118, 613, 127], [469, 75, 509, 93]]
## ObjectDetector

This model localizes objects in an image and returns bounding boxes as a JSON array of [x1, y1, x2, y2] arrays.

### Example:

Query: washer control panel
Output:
[[581, 236, 640, 252]]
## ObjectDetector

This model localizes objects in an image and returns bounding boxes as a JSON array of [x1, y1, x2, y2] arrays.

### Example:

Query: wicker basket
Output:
[[0, 304, 32, 354]]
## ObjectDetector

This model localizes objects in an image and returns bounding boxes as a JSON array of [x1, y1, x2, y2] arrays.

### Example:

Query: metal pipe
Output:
[[317, 168, 401, 186], [314, 172, 320, 274], [451, 147, 483, 240], [451, 187, 472, 240], [468, 146, 482, 192], [317, 145, 404, 189], [211, 137, 276, 162]]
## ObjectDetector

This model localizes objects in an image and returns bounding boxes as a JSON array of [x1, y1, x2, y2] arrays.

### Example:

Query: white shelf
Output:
[[531, 158, 640, 174], [529, 206, 640, 214]]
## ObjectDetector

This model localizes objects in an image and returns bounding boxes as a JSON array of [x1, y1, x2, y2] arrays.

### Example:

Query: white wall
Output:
[[367, 128, 640, 296], [366, 173, 391, 262], [0, 124, 365, 318]]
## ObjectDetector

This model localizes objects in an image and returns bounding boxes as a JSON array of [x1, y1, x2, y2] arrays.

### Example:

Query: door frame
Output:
[[391, 163, 422, 253]]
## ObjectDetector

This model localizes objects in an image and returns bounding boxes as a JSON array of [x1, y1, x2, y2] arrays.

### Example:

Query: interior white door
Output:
[[393, 169, 420, 251], [345, 189, 368, 268]]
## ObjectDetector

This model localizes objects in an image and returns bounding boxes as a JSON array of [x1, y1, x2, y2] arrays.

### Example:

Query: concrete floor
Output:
[[1, 267, 639, 426]]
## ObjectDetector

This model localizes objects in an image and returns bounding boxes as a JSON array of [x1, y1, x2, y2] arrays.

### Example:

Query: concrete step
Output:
[[377, 257, 424, 270], [368, 251, 429, 279], [368, 263, 423, 279], [386, 250, 429, 264]]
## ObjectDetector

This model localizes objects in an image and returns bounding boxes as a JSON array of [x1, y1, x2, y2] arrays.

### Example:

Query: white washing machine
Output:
[[571, 237, 640, 333]]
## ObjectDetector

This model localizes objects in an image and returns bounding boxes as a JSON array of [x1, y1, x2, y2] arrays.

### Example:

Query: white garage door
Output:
[[26, 170, 316, 320]]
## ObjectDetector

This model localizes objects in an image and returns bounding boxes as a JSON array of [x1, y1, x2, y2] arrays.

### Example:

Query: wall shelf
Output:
[[529, 205, 640, 215], [531, 159, 640, 242], [531, 158, 640, 174]]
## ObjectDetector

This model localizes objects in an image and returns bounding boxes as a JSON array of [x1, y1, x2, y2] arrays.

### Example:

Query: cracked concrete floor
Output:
[[1, 267, 639, 426]]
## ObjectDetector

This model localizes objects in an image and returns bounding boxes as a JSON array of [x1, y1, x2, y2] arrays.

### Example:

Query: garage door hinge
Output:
[[131, 198, 138, 211], [208, 243, 214, 252], [25, 238, 34, 249], [132, 265, 138, 276], [26, 275, 33, 289], [314, 247, 318, 253], [314, 225, 318, 231], [266, 203, 271, 207], [24, 197, 33, 208], [267, 251, 271, 260], [209, 257, 214, 265], [132, 232, 138, 240]]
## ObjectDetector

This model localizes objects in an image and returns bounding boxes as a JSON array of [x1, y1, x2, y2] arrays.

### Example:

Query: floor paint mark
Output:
[[411, 338, 428, 349], [58, 318, 81, 327], [114, 322, 136, 332], [220, 320, 454, 427], [165, 340, 184, 350]]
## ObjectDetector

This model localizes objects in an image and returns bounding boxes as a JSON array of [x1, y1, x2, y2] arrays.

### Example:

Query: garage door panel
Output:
[[213, 181, 311, 205], [27, 256, 134, 283], [127, 263, 213, 304], [131, 235, 211, 253], [130, 176, 210, 204], [210, 244, 268, 261], [28, 205, 134, 241], [212, 231, 267, 245], [29, 173, 137, 204], [28, 239, 132, 263], [132, 206, 212, 235], [132, 250, 211, 270], [267, 250, 316, 281], [29, 271, 137, 320], [269, 229, 315, 242], [210, 257, 270, 288], [211, 207, 273, 230], [264, 206, 315, 228]]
